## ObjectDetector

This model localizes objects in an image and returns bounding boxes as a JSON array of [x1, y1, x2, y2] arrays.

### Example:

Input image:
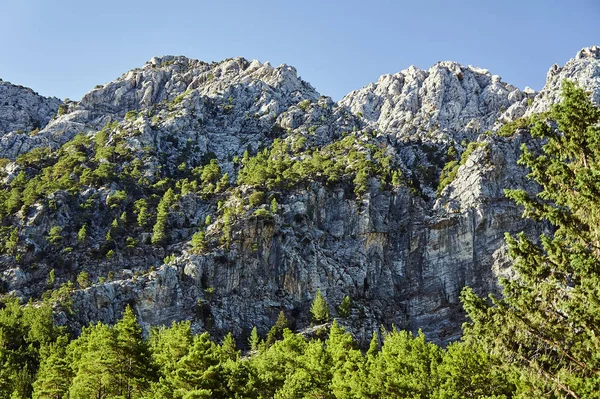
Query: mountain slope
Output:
[[0, 47, 598, 344]]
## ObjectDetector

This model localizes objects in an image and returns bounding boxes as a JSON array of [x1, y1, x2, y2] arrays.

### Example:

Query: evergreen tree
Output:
[[369, 328, 442, 398], [68, 323, 120, 399], [114, 306, 155, 399], [462, 80, 600, 398], [249, 330, 307, 399], [270, 197, 278, 214], [275, 340, 333, 399], [338, 295, 351, 318], [168, 333, 224, 398], [134, 199, 150, 229], [190, 231, 206, 253], [433, 340, 514, 399], [149, 321, 193, 377], [32, 337, 72, 399], [310, 290, 329, 324], [248, 327, 260, 352], [77, 223, 88, 243], [266, 311, 289, 347], [0, 298, 62, 399], [219, 333, 239, 362], [152, 188, 175, 245], [76, 271, 90, 289]]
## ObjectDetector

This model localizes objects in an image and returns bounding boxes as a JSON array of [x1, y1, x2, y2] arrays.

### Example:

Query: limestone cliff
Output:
[[0, 47, 598, 345]]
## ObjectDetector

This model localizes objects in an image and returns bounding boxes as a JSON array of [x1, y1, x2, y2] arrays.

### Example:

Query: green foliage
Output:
[[77, 224, 87, 243], [270, 197, 278, 214], [248, 191, 265, 207], [134, 199, 151, 229], [114, 306, 155, 398], [107, 190, 128, 209], [338, 295, 351, 318], [125, 110, 138, 121], [252, 208, 272, 220], [57, 104, 67, 116], [437, 142, 486, 195], [200, 159, 221, 185], [462, 81, 600, 398], [47, 226, 63, 245], [248, 327, 260, 352], [495, 113, 547, 137], [46, 269, 55, 289], [32, 336, 72, 399], [190, 231, 207, 253], [297, 100, 311, 111], [152, 188, 175, 245], [76, 271, 90, 289], [164, 254, 176, 264], [0, 227, 18, 255], [266, 311, 289, 347], [0, 297, 65, 399], [0, 295, 519, 399], [237, 136, 395, 195], [310, 290, 329, 324]]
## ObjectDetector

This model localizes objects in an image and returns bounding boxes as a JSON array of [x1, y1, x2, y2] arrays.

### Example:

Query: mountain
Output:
[[0, 46, 598, 344]]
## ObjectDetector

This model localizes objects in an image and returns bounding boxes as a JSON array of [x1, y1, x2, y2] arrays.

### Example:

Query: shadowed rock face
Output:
[[1, 47, 598, 345]]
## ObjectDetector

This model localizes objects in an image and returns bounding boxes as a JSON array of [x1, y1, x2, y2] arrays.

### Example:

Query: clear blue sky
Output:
[[1, 0, 598, 101]]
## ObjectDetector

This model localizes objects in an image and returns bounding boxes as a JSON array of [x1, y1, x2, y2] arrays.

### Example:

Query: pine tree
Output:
[[152, 188, 175, 245], [32, 337, 72, 399], [149, 321, 193, 377], [168, 333, 224, 398], [337, 295, 351, 318], [190, 231, 206, 253], [134, 199, 150, 229], [270, 197, 278, 214], [248, 327, 260, 352], [68, 323, 120, 399], [77, 223, 88, 243], [266, 311, 289, 347], [219, 333, 239, 362], [310, 290, 329, 324], [462, 80, 600, 398], [114, 306, 155, 399]]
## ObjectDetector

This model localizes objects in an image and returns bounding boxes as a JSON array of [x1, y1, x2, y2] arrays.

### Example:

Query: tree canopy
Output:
[[462, 80, 600, 398]]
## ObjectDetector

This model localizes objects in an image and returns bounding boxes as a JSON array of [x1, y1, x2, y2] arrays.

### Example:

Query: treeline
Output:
[[0, 297, 514, 399]]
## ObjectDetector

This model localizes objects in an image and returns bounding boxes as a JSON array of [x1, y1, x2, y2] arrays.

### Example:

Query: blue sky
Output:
[[1, 0, 598, 101]]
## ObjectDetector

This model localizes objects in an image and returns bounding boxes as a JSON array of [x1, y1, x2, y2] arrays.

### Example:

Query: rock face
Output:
[[0, 47, 598, 345], [525, 45, 600, 116], [0, 80, 61, 135], [0, 56, 319, 160], [339, 62, 528, 142]]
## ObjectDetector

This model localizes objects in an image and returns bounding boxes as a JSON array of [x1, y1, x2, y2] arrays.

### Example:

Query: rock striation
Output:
[[0, 47, 599, 345]]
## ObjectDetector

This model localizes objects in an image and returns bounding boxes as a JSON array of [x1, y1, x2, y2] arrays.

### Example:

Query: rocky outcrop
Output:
[[0, 56, 319, 160], [0, 80, 61, 135], [339, 62, 526, 142], [1, 47, 599, 345]]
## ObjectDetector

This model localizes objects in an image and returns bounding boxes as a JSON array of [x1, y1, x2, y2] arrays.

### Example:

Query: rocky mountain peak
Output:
[[338, 59, 523, 143], [576, 45, 600, 60], [523, 46, 600, 117], [0, 55, 319, 161]]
